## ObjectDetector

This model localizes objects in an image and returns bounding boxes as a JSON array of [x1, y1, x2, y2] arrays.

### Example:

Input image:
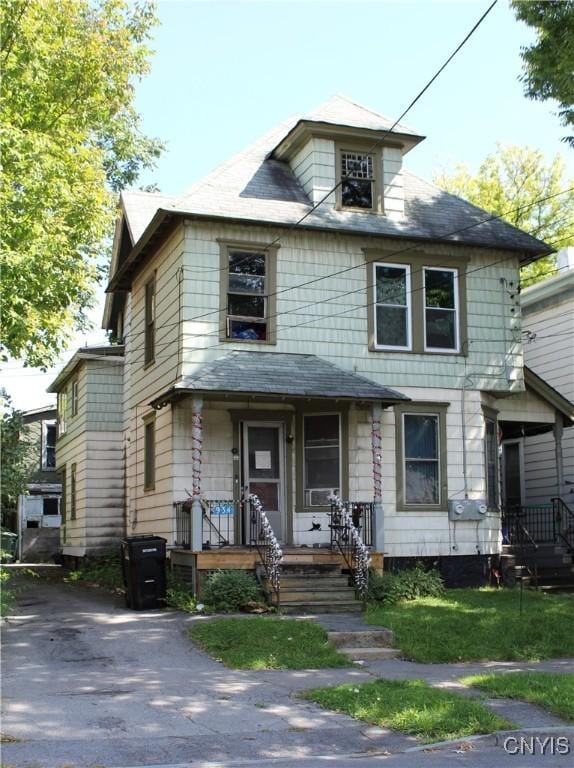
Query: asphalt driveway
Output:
[[2, 575, 573, 768]]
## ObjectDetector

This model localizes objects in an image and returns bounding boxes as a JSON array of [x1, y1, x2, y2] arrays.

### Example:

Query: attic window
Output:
[[341, 152, 374, 209]]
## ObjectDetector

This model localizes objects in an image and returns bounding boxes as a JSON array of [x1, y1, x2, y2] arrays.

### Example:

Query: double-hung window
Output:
[[70, 379, 79, 417], [303, 414, 341, 507], [374, 263, 411, 349], [424, 267, 459, 352], [70, 463, 77, 520], [144, 413, 156, 491], [227, 250, 268, 341], [42, 421, 57, 469], [220, 243, 277, 343], [58, 391, 68, 435], [396, 403, 448, 511]]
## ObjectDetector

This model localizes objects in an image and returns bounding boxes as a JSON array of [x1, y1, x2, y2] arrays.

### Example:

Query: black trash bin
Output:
[[121, 535, 167, 610]]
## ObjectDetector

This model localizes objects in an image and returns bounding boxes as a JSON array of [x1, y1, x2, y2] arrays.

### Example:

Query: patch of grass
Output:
[[0, 568, 15, 617], [461, 672, 574, 722], [365, 588, 574, 663], [190, 617, 349, 669], [303, 679, 513, 743]]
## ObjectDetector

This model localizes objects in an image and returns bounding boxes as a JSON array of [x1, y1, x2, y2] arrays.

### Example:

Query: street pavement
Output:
[[1, 576, 572, 768]]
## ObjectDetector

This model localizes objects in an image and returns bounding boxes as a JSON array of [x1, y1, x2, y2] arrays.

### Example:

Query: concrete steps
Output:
[[327, 627, 400, 661]]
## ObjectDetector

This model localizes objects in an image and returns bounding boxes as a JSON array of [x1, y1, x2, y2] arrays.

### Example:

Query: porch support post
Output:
[[372, 402, 384, 552], [191, 396, 203, 552], [554, 414, 564, 498]]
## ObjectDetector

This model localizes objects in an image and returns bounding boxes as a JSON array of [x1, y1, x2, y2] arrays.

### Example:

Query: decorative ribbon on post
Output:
[[371, 403, 382, 503], [191, 397, 203, 498], [249, 493, 283, 601]]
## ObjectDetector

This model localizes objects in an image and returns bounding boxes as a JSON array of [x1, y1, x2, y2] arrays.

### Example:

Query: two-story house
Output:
[[52, 96, 573, 605], [47, 345, 125, 564]]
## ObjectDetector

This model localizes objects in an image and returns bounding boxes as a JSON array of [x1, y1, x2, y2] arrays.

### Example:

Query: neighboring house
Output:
[[18, 406, 61, 561], [47, 346, 125, 564], [521, 248, 574, 506], [52, 95, 574, 602]]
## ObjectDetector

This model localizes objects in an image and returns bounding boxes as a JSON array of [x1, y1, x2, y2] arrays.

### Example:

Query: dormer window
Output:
[[341, 152, 374, 209], [336, 144, 382, 213]]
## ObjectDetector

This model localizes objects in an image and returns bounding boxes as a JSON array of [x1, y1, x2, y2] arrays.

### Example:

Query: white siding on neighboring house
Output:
[[521, 268, 574, 504], [56, 357, 124, 556]]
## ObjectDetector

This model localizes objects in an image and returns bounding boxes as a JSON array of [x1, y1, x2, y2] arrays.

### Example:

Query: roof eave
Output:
[[524, 366, 574, 425]]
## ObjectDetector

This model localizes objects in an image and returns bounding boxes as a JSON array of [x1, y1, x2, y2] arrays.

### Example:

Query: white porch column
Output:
[[372, 403, 384, 552], [554, 415, 564, 498], [191, 396, 203, 552]]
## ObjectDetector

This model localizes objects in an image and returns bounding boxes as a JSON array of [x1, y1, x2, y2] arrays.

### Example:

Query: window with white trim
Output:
[[70, 379, 78, 417], [424, 267, 459, 352], [144, 274, 155, 366], [144, 414, 155, 491], [374, 263, 411, 349], [303, 414, 340, 507], [58, 391, 68, 435], [226, 250, 268, 341], [403, 413, 440, 505]]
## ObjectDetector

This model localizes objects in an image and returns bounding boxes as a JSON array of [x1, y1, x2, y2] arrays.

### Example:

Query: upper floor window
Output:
[[42, 421, 57, 469], [374, 264, 411, 350], [368, 257, 465, 355], [219, 243, 277, 344], [144, 274, 155, 366], [70, 379, 79, 417], [58, 391, 68, 435], [341, 151, 374, 209], [424, 268, 459, 352]]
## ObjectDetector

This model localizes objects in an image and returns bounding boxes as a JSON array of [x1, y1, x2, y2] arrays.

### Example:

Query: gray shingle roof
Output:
[[303, 94, 420, 136], [153, 351, 408, 404], [121, 190, 177, 243]]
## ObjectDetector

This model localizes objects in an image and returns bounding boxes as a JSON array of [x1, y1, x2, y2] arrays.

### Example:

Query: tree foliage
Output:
[[0, 390, 36, 523], [0, 0, 162, 368], [512, 0, 574, 148], [435, 145, 574, 285]]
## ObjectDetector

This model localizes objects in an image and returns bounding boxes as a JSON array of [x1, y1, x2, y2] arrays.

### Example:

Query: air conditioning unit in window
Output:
[[448, 499, 488, 520], [306, 489, 338, 507]]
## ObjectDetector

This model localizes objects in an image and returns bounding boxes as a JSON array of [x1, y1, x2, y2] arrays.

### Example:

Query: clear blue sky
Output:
[[4, 0, 573, 410]]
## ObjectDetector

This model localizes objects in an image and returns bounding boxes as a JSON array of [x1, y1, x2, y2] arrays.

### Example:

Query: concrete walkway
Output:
[[1, 580, 572, 768]]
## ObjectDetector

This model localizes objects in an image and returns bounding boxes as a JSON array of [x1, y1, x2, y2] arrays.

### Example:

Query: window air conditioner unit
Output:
[[306, 489, 338, 507]]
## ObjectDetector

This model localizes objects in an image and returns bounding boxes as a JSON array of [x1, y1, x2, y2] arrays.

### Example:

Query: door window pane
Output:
[[250, 482, 279, 511], [248, 427, 279, 478], [404, 414, 439, 504]]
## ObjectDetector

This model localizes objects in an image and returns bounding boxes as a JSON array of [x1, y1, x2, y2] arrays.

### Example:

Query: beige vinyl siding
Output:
[[180, 221, 522, 394], [382, 146, 404, 219], [291, 138, 336, 206], [56, 358, 125, 554], [521, 280, 574, 504]]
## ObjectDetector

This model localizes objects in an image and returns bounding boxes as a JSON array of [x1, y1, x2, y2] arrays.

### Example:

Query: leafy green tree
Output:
[[435, 145, 574, 284], [0, 0, 162, 368], [0, 390, 36, 529], [512, 0, 574, 148]]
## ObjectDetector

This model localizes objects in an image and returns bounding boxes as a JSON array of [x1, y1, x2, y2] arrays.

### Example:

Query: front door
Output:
[[243, 422, 285, 542]]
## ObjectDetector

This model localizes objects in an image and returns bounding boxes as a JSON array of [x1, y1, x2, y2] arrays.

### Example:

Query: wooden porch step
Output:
[[280, 589, 356, 603], [280, 575, 351, 589]]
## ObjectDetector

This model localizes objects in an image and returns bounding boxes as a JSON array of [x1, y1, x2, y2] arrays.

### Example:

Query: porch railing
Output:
[[329, 497, 370, 598], [248, 494, 282, 607], [502, 504, 556, 545], [174, 499, 236, 550], [551, 497, 574, 552]]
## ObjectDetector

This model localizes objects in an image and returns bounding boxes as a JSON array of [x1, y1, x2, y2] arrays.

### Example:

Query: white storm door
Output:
[[243, 423, 285, 542]]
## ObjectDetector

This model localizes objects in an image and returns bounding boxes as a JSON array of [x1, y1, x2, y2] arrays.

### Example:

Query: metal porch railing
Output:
[[329, 498, 371, 598], [174, 499, 236, 550], [551, 497, 574, 552], [248, 494, 282, 607]]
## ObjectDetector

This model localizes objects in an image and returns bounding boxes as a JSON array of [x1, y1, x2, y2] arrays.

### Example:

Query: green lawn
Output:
[[304, 679, 513, 743], [365, 589, 574, 663], [461, 672, 574, 722], [189, 617, 350, 669]]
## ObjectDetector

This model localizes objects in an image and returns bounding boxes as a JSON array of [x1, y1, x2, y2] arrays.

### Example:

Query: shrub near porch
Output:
[[365, 588, 574, 663]]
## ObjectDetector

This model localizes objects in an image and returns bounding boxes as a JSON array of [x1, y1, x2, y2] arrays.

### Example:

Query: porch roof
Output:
[[150, 351, 409, 408]]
